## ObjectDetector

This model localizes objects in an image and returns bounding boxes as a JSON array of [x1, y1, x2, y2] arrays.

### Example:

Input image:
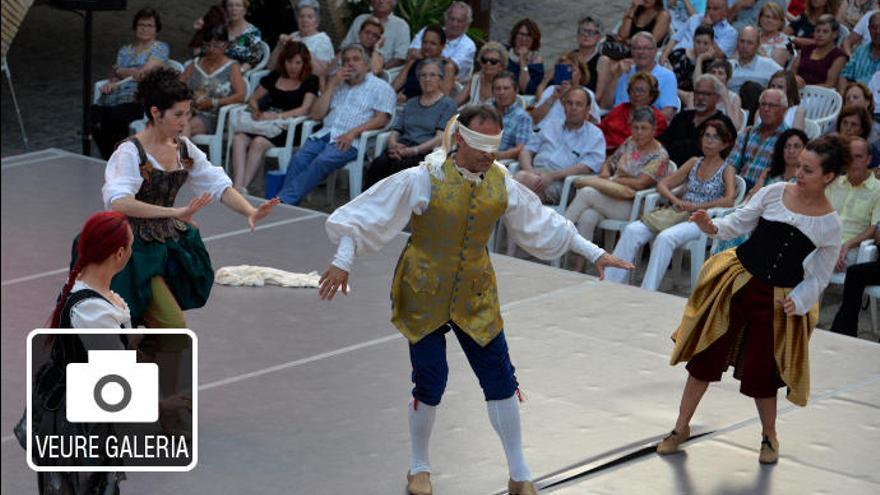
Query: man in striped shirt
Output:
[[723, 89, 789, 190]]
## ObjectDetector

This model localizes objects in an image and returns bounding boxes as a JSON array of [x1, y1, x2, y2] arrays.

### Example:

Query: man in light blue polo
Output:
[[603, 32, 678, 122]]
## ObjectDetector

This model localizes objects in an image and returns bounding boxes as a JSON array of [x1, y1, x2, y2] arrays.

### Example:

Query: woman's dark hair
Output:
[[836, 105, 872, 139], [694, 24, 714, 40], [700, 118, 735, 158], [201, 22, 230, 44], [277, 40, 312, 80], [630, 106, 656, 127], [509, 18, 541, 51], [49, 212, 130, 328], [137, 67, 192, 123], [805, 134, 851, 178], [189, 5, 227, 51], [423, 25, 447, 46], [634, 0, 666, 21], [707, 59, 733, 81], [132, 7, 162, 32], [458, 104, 503, 128], [769, 70, 800, 105], [768, 128, 808, 179]]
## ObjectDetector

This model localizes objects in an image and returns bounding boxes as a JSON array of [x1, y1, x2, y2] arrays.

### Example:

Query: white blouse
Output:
[[326, 161, 606, 272], [102, 137, 232, 210], [711, 182, 842, 315], [69, 281, 130, 350], [295, 31, 335, 62]]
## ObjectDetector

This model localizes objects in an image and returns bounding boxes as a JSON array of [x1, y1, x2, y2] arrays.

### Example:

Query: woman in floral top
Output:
[[92, 7, 170, 159], [224, 0, 263, 71], [566, 106, 670, 272]]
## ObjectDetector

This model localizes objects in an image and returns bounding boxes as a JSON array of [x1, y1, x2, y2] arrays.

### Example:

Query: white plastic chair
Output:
[[668, 175, 747, 290], [245, 41, 270, 75], [799, 85, 843, 132], [804, 118, 821, 139], [596, 161, 679, 253]]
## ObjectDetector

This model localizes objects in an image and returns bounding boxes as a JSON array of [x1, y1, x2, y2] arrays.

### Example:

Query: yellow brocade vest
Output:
[[391, 159, 508, 347]]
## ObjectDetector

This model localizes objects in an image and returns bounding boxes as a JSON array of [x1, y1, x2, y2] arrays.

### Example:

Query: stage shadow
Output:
[[661, 449, 776, 495]]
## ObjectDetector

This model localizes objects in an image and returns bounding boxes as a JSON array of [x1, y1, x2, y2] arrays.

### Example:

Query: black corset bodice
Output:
[[130, 168, 190, 242], [736, 217, 815, 288]]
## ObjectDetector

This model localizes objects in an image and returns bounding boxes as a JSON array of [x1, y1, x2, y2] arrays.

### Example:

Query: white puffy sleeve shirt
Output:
[[710, 182, 842, 315], [69, 282, 130, 350], [325, 162, 606, 272], [102, 137, 232, 210]]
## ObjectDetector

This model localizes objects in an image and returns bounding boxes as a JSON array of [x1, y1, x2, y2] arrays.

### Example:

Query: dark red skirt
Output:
[[686, 277, 785, 398]]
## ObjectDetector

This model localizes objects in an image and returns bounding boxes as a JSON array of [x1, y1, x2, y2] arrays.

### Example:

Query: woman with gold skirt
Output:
[[656, 135, 850, 464]]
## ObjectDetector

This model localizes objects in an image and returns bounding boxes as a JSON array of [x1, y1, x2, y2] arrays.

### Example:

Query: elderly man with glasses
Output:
[[725, 88, 790, 190], [661, 74, 738, 166]]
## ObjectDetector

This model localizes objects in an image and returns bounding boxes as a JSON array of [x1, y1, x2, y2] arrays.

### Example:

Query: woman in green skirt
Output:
[[101, 67, 278, 396]]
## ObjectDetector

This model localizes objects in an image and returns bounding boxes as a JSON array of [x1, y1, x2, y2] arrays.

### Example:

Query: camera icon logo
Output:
[[66, 350, 159, 423]]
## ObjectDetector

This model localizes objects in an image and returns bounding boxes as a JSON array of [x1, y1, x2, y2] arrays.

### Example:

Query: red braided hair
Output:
[[48, 211, 131, 328]]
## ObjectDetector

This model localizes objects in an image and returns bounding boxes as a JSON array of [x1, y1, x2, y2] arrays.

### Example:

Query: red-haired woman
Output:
[[26, 212, 133, 494]]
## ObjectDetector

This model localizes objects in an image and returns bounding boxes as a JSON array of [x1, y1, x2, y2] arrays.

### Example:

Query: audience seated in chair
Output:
[[838, 10, 880, 88], [277, 44, 395, 205], [572, 16, 611, 96], [92, 7, 169, 159], [341, 0, 411, 70], [826, 137, 880, 272], [515, 87, 605, 205], [491, 72, 534, 162], [456, 41, 508, 106], [407, 1, 476, 83], [600, 71, 669, 154], [271, 0, 335, 79], [830, 224, 880, 338], [230, 40, 319, 193], [391, 25, 456, 102], [756, 2, 795, 68], [565, 107, 671, 272], [662, 74, 737, 166], [728, 26, 783, 110], [506, 18, 546, 95], [330, 16, 386, 78], [728, 88, 791, 190], [616, 0, 671, 47], [532, 52, 601, 128], [791, 14, 849, 88], [605, 119, 737, 290], [602, 32, 678, 121], [660, 0, 737, 63], [180, 23, 246, 139], [364, 58, 456, 188]]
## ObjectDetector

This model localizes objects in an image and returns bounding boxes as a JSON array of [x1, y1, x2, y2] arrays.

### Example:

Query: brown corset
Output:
[[127, 137, 193, 243]]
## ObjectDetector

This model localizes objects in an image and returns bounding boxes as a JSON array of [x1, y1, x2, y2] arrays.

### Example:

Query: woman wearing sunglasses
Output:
[[456, 41, 508, 106]]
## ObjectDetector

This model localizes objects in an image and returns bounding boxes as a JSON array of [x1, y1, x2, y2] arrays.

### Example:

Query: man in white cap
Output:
[[318, 105, 633, 495]]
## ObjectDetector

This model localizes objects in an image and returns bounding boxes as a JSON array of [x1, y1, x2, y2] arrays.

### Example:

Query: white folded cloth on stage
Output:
[[214, 265, 321, 288]]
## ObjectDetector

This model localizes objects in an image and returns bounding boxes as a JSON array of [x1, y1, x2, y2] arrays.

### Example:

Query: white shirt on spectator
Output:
[[672, 13, 738, 57], [870, 71, 880, 110], [293, 31, 335, 62], [325, 161, 606, 272], [410, 27, 476, 81], [854, 9, 878, 43], [613, 64, 680, 111], [525, 119, 606, 174], [102, 137, 232, 209], [728, 55, 782, 93], [312, 73, 396, 142], [342, 13, 411, 62], [535, 85, 601, 128]]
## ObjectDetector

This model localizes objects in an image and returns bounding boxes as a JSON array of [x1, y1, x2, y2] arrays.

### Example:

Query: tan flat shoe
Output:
[[406, 471, 432, 495], [508, 479, 539, 494], [656, 425, 691, 455], [759, 435, 779, 464]]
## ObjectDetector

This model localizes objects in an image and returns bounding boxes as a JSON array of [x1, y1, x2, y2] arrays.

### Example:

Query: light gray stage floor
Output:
[[2, 149, 879, 494]]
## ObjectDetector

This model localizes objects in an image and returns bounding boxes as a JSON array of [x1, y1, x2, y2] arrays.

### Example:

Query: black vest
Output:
[[736, 217, 815, 288]]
